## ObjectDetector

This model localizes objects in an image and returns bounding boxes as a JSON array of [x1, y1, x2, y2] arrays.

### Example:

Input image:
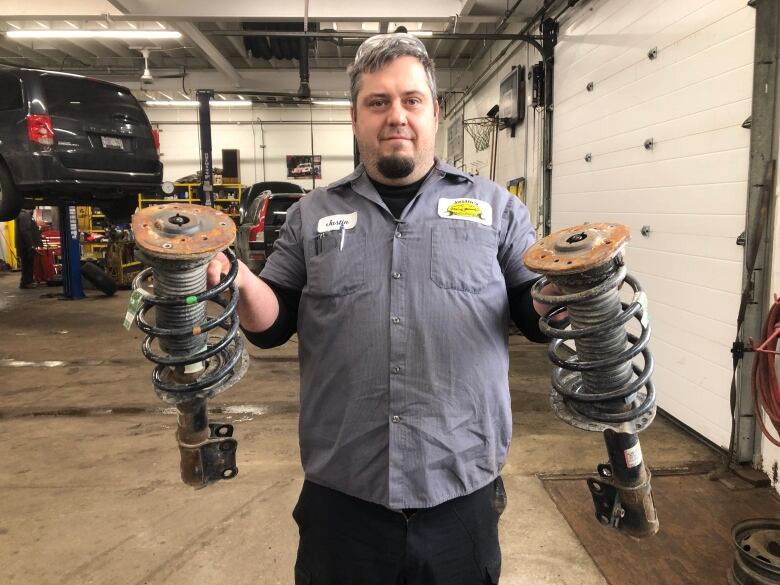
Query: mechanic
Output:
[[15, 206, 42, 289], [208, 32, 561, 585]]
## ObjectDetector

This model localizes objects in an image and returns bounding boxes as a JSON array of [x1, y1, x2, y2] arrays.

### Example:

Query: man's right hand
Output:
[[207, 251, 246, 289]]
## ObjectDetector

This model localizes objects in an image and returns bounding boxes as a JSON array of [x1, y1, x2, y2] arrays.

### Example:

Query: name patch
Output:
[[317, 211, 358, 233], [437, 198, 492, 226]]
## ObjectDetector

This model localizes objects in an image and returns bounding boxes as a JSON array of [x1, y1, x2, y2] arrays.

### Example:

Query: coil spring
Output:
[[133, 248, 244, 399], [532, 265, 655, 426]]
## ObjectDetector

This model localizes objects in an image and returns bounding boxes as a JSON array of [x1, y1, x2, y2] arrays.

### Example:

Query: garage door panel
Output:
[[557, 3, 753, 110], [554, 148, 749, 194], [656, 385, 731, 448], [650, 300, 736, 361], [554, 210, 744, 239], [555, 65, 753, 153], [555, 125, 750, 179], [556, 99, 751, 166], [553, 183, 746, 215], [626, 247, 741, 294], [631, 272, 738, 326], [553, 0, 753, 444]]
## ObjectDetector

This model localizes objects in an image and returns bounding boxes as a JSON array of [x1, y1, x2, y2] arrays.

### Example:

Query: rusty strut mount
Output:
[[132, 203, 248, 488], [524, 223, 659, 537]]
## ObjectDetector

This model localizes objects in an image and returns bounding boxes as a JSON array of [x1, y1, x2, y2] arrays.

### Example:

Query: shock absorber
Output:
[[524, 223, 659, 537], [131, 203, 248, 488]]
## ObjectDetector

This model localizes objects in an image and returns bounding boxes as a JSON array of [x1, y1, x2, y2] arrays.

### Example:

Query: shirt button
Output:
[[395, 231, 403, 238], [391, 415, 401, 423], [392, 316, 401, 324], [392, 272, 401, 279], [392, 366, 401, 374]]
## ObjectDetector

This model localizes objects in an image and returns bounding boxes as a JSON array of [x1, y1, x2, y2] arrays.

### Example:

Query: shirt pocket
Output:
[[430, 223, 497, 293], [306, 230, 366, 297]]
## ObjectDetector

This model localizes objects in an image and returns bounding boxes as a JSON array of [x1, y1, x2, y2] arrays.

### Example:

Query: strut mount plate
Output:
[[524, 223, 630, 275], [132, 203, 235, 260]]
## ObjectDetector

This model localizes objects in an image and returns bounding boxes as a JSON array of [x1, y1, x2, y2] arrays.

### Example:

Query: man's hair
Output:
[[348, 33, 438, 105]]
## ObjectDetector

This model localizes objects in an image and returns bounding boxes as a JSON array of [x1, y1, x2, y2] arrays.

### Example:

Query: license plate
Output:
[[101, 136, 124, 149]]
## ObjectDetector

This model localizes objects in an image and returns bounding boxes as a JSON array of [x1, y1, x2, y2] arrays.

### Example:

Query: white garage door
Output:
[[550, 0, 755, 447]]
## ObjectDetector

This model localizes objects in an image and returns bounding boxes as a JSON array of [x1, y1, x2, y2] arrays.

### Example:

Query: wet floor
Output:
[[0, 271, 723, 584]]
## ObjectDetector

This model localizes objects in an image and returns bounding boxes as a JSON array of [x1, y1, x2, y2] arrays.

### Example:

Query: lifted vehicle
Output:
[[236, 191, 304, 273], [0, 68, 163, 223]]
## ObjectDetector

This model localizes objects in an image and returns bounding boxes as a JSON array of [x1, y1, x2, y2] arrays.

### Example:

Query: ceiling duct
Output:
[[241, 22, 320, 61]]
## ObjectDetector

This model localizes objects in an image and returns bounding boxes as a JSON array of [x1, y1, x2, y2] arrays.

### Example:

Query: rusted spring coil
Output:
[[531, 265, 656, 424], [133, 248, 243, 397]]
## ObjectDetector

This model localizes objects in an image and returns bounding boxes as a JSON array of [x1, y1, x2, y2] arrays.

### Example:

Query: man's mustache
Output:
[[380, 131, 415, 140]]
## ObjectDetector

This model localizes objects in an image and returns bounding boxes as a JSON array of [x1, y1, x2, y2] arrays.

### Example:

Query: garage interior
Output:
[[2, 1, 780, 584]]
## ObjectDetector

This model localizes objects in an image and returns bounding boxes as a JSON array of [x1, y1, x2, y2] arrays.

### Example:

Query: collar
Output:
[[327, 157, 474, 193]]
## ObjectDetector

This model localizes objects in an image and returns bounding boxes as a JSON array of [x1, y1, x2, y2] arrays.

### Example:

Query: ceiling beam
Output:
[[215, 21, 253, 68], [171, 22, 243, 87]]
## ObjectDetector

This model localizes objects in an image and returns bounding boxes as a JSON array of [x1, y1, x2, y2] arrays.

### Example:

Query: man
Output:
[[15, 206, 42, 289], [208, 33, 557, 585]]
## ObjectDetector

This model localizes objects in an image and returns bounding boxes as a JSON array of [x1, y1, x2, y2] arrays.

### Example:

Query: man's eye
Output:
[[369, 100, 386, 107], [406, 98, 422, 106]]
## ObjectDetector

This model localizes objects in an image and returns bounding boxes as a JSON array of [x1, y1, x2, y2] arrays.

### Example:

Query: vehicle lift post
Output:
[[59, 205, 84, 300]]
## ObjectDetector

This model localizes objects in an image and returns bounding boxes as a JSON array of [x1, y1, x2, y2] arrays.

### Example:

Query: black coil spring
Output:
[[133, 248, 244, 397], [532, 266, 655, 425]]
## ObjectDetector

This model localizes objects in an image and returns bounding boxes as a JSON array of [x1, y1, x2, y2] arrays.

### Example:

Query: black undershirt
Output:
[[243, 174, 546, 348]]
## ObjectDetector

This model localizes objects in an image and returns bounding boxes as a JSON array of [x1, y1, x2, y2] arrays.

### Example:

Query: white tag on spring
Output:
[[123, 289, 145, 331], [633, 290, 650, 328]]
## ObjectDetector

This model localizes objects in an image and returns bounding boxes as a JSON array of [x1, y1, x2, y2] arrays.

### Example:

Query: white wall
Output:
[[145, 105, 355, 188], [438, 26, 545, 235]]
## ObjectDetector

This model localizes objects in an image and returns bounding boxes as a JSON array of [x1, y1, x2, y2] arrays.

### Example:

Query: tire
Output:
[[80, 261, 117, 296], [0, 162, 21, 222]]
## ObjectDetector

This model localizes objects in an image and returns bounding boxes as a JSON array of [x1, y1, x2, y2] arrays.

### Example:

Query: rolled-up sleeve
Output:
[[497, 195, 540, 288]]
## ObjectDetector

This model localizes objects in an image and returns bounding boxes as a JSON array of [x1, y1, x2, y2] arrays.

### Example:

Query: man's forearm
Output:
[[234, 263, 280, 333]]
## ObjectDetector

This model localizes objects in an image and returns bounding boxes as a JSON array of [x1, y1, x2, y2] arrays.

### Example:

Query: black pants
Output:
[[293, 477, 507, 585], [19, 248, 33, 286]]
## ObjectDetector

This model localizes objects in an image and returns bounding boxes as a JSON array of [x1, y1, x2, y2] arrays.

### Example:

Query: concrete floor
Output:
[[0, 271, 721, 585]]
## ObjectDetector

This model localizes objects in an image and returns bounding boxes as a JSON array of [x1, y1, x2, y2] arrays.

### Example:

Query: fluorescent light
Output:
[[8, 22, 20, 30], [312, 99, 351, 106], [64, 21, 78, 29], [6, 29, 182, 39], [128, 22, 137, 29], [361, 22, 380, 32], [34, 21, 49, 29], [410, 31, 433, 37], [158, 92, 173, 100], [145, 100, 251, 107], [237, 95, 245, 100]]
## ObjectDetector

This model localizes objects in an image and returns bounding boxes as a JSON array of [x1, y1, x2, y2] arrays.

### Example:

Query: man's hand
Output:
[[207, 251, 246, 289], [533, 281, 569, 325]]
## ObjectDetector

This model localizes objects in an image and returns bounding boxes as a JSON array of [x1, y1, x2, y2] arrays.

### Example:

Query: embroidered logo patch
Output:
[[437, 198, 492, 226], [317, 211, 358, 233]]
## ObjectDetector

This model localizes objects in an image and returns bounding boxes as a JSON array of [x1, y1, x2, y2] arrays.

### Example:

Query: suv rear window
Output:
[[0, 75, 22, 111], [41, 75, 145, 121], [267, 197, 299, 227]]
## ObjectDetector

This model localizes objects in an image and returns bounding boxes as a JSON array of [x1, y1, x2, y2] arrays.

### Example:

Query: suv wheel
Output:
[[0, 164, 21, 222]]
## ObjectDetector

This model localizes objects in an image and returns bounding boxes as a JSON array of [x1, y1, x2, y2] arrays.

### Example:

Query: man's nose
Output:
[[386, 100, 408, 125]]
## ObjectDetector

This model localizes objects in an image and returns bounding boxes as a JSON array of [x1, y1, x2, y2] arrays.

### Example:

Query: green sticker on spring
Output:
[[185, 295, 198, 305]]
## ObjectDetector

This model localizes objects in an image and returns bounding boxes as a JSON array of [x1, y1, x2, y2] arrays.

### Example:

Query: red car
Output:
[[236, 191, 304, 273]]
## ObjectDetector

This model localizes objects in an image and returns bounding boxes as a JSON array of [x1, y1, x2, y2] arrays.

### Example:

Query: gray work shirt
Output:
[[261, 159, 539, 509]]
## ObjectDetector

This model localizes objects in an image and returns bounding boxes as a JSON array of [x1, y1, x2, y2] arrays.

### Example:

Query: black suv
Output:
[[0, 68, 162, 222]]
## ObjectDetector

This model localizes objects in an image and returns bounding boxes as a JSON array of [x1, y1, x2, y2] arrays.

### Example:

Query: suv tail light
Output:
[[152, 128, 160, 155], [26, 115, 55, 146], [249, 198, 269, 243]]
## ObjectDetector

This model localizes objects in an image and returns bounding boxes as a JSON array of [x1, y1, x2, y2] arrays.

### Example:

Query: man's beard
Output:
[[377, 155, 415, 180]]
